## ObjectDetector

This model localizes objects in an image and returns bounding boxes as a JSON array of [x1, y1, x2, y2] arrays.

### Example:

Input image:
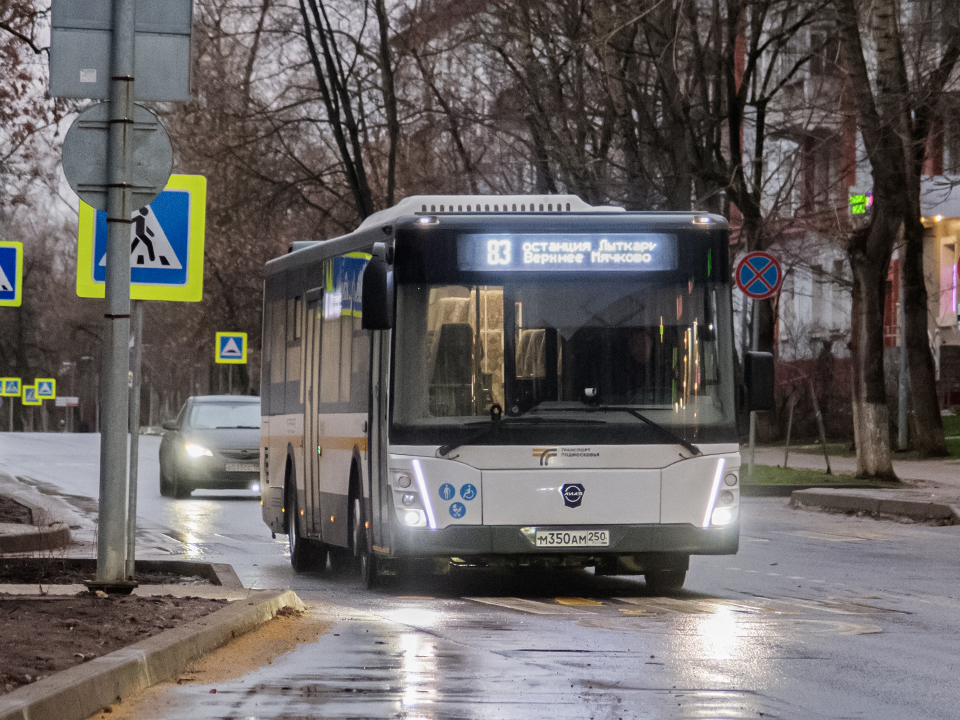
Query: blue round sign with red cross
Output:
[[736, 251, 782, 300]]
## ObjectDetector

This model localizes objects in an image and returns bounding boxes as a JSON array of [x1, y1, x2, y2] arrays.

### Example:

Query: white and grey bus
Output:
[[259, 195, 772, 590]]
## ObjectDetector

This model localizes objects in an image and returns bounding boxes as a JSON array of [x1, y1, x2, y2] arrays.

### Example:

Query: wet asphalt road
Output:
[[2, 433, 960, 718]]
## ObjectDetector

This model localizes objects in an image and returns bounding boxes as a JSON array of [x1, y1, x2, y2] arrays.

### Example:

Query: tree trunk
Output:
[[848, 228, 897, 479], [901, 217, 948, 455]]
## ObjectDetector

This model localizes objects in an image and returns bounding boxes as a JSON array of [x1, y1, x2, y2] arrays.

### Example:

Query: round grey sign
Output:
[[61, 102, 173, 212]]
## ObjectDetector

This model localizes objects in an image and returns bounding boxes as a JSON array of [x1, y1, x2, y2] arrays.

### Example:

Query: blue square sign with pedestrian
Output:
[[76, 175, 206, 302], [92, 191, 190, 286], [0, 241, 23, 307]]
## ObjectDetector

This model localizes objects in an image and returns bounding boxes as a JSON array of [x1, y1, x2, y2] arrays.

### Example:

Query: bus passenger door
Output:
[[304, 295, 324, 538], [368, 330, 391, 551]]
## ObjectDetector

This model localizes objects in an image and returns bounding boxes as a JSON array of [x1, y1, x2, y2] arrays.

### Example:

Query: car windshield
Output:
[[392, 276, 736, 446], [188, 401, 261, 430]]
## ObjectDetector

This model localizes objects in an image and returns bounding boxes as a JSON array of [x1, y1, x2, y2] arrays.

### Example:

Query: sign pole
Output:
[[125, 300, 143, 579], [897, 260, 908, 450], [96, 0, 136, 586], [748, 298, 759, 480]]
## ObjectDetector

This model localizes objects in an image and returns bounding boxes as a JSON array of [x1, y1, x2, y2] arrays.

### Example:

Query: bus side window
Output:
[[286, 296, 303, 409], [429, 323, 473, 416], [320, 307, 341, 409], [268, 298, 286, 415], [349, 318, 370, 412]]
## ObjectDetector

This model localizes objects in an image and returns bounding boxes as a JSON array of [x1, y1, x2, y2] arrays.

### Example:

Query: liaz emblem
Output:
[[560, 483, 584, 508]]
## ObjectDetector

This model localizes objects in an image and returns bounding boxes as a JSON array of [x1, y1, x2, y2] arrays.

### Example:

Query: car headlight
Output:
[[184, 442, 213, 458]]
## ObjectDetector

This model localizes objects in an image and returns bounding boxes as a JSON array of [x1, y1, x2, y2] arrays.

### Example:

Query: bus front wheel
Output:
[[644, 568, 687, 594]]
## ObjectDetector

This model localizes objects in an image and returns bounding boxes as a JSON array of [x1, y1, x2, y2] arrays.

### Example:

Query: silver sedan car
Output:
[[159, 395, 261, 498]]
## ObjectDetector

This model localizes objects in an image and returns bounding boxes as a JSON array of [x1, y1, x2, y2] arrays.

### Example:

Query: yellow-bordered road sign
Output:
[[215, 332, 248, 364], [34, 378, 56, 399], [22, 385, 41, 406], [0, 241, 23, 307], [77, 174, 206, 302], [0, 378, 21, 397]]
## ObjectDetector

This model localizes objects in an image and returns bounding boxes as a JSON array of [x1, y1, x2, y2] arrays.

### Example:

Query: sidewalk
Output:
[[753, 447, 960, 525], [0, 473, 303, 720]]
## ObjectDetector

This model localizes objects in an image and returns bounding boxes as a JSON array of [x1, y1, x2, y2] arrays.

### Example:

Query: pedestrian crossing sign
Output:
[[34, 378, 56, 399], [0, 241, 23, 307], [76, 174, 206, 302], [216, 332, 248, 364], [21, 385, 41, 406], [0, 378, 21, 397]]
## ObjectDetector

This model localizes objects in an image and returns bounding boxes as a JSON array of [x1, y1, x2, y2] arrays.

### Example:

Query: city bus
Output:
[[259, 195, 772, 590]]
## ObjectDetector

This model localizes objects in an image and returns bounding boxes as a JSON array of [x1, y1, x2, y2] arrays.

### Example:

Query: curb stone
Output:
[[790, 488, 959, 524], [0, 474, 79, 554], [0, 589, 305, 720]]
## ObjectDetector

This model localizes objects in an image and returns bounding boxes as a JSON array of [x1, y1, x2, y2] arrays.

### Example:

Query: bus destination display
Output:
[[457, 233, 678, 272]]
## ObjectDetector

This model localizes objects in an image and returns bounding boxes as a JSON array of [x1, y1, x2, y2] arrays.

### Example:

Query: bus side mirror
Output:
[[744, 351, 774, 412], [361, 252, 394, 330]]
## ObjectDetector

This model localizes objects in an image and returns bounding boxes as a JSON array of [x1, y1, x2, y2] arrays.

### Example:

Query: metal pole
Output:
[[228, 364, 233, 394], [125, 300, 143, 579], [898, 259, 909, 450], [783, 395, 796, 469], [807, 377, 832, 474], [747, 299, 759, 479], [95, 373, 100, 433], [96, 0, 136, 585]]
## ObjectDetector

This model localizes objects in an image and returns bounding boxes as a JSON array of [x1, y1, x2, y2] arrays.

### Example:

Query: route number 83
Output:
[[487, 240, 511, 266]]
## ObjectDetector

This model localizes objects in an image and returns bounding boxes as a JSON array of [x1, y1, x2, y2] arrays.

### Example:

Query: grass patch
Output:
[[744, 464, 902, 488], [942, 414, 960, 437], [788, 436, 960, 460]]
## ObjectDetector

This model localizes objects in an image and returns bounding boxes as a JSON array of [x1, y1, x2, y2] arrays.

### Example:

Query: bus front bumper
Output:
[[389, 522, 738, 559]]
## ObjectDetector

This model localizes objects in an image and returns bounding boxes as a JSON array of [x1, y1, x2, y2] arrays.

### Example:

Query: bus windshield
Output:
[[392, 276, 737, 446]]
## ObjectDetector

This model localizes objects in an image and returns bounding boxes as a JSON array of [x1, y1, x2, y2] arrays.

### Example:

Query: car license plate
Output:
[[225, 462, 259, 472], [535, 530, 609, 548]]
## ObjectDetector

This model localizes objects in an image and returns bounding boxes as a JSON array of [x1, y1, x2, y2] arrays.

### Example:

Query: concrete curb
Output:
[[0, 558, 245, 589], [0, 474, 76, 554], [0, 589, 305, 720], [790, 488, 959, 524]]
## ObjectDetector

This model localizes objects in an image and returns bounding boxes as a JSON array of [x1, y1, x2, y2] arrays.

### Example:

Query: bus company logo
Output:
[[533, 448, 558, 466], [560, 483, 585, 508]]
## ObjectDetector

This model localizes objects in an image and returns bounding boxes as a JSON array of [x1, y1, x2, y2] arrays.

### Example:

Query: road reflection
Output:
[[162, 500, 219, 557]]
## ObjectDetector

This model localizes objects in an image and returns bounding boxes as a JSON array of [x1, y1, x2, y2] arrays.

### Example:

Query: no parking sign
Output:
[[736, 252, 782, 300]]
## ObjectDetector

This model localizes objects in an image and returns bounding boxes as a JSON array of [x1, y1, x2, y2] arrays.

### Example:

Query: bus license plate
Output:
[[535, 530, 609, 548], [225, 462, 259, 472]]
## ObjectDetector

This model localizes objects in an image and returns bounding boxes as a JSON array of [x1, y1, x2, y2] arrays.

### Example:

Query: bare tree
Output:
[[835, 0, 960, 472]]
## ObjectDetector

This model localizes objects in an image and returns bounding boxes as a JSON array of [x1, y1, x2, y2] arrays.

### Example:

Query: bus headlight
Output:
[[184, 442, 213, 458], [401, 493, 417, 507], [396, 473, 413, 488], [403, 510, 425, 526], [711, 506, 738, 526]]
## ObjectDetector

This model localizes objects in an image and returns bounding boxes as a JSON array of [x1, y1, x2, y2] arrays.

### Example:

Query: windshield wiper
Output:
[[595, 406, 702, 456], [437, 416, 606, 457]]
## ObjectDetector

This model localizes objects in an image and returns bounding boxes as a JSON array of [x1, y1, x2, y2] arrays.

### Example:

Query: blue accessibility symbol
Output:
[[460, 483, 477, 501], [438, 483, 456, 501], [449, 502, 466, 519]]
